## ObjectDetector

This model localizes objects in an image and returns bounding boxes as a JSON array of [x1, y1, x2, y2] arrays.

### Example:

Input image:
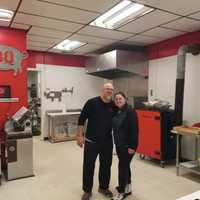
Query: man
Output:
[[77, 83, 115, 200]]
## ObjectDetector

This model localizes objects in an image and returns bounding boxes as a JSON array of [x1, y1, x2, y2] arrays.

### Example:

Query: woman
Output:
[[112, 92, 138, 200]]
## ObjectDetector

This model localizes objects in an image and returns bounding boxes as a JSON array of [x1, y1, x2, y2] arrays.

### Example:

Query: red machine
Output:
[[136, 109, 176, 167]]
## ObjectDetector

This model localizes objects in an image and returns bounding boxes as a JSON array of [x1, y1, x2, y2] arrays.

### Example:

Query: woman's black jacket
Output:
[[112, 104, 138, 150]]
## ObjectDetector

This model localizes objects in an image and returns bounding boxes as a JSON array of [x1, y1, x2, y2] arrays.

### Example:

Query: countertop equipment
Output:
[[4, 107, 34, 181]]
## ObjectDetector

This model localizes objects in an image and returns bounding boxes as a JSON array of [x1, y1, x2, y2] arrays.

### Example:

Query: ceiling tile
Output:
[[28, 39, 55, 46], [162, 17, 200, 32], [49, 43, 103, 54], [119, 40, 146, 46], [73, 43, 104, 53], [68, 34, 117, 45], [27, 34, 61, 43], [14, 13, 83, 32], [27, 46, 48, 51], [28, 26, 72, 39], [85, 53, 99, 57], [189, 11, 200, 20], [48, 49, 80, 55], [19, 0, 99, 24], [0, 21, 10, 27], [78, 26, 133, 40], [136, 0, 200, 15], [125, 35, 163, 45], [27, 41, 54, 48], [11, 22, 30, 30], [0, 0, 20, 10], [143, 27, 185, 39], [118, 10, 179, 33], [73, 52, 85, 55], [48, 48, 63, 53], [39, 0, 121, 13]]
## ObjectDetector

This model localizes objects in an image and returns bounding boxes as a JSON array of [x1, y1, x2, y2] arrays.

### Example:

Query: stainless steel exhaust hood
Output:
[[86, 50, 149, 79]]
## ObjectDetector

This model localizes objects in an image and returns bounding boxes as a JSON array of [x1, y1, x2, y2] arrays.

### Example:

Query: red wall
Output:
[[0, 29, 88, 136], [0, 28, 27, 135], [147, 31, 200, 60], [26, 51, 87, 68]]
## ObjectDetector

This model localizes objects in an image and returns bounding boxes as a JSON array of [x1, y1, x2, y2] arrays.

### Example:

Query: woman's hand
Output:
[[128, 148, 135, 154]]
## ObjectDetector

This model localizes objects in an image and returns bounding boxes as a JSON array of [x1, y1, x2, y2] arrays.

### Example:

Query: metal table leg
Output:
[[176, 134, 180, 176], [195, 135, 199, 163], [49, 116, 53, 142]]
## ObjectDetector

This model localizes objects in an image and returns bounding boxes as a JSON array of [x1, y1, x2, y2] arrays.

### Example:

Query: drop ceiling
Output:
[[1, 0, 200, 55]]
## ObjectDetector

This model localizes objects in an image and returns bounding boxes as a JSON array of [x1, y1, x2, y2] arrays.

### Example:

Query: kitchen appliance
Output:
[[4, 107, 34, 180]]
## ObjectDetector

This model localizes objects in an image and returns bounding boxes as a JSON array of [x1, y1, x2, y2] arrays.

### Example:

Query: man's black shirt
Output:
[[78, 96, 116, 143]]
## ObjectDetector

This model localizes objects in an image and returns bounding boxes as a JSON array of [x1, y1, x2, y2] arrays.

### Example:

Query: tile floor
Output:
[[0, 137, 199, 200]]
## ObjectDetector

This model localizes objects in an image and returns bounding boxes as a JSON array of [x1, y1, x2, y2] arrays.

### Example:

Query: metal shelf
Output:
[[179, 161, 200, 175]]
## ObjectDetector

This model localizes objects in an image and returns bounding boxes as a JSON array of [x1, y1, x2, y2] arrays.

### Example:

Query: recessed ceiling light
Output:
[[0, 8, 13, 21], [54, 39, 86, 51], [90, 0, 154, 29]]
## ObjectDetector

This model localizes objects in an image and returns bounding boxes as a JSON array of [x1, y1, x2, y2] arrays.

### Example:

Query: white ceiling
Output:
[[1, 0, 200, 55]]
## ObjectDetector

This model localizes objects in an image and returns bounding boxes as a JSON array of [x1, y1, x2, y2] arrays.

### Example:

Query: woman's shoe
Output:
[[111, 193, 125, 200], [124, 183, 132, 196]]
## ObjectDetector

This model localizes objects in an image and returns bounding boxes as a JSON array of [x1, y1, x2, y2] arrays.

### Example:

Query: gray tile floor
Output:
[[0, 137, 199, 200]]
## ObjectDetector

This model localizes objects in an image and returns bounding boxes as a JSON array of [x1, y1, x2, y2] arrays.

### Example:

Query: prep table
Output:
[[172, 126, 200, 176]]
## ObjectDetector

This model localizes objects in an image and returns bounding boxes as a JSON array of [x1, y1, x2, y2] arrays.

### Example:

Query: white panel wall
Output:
[[148, 54, 200, 159], [184, 54, 200, 124], [37, 64, 107, 138], [148, 55, 177, 107], [149, 54, 200, 122]]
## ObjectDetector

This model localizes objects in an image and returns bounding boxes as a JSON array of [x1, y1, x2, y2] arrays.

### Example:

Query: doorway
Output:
[[27, 68, 41, 136]]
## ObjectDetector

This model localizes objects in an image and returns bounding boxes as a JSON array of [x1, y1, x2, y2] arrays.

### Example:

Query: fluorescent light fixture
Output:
[[90, 0, 154, 29], [54, 39, 86, 51], [0, 8, 13, 21]]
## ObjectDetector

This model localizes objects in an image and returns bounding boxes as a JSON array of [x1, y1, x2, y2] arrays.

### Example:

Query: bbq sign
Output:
[[0, 45, 28, 75]]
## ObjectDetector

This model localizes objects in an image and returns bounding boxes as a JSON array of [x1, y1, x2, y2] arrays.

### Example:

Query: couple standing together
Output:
[[76, 83, 138, 200]]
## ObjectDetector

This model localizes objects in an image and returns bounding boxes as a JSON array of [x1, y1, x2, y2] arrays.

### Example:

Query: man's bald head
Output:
[[101, 83, 114, 102], [103, 83, 114, 90]]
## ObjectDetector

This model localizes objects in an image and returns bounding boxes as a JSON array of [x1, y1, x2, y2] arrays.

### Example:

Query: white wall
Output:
[[148, 55, 177, 107], [148, 54, 200, 159], [37, 64, 107, 138], [149, 54, 200, 123], [183, 54, 200, 124]]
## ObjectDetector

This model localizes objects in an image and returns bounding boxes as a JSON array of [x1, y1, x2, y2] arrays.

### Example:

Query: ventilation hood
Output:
[[86, 49, 148, 79]]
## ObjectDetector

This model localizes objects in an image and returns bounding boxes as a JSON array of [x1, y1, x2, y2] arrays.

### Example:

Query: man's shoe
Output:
[[124, 183, 132, 196], [111, 193, 125, 200], [81, 192, 92, 200], [98, 188, 113, 197]]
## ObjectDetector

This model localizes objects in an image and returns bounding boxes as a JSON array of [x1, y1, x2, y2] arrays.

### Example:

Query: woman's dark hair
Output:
[[114, 91, 127, 99]]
